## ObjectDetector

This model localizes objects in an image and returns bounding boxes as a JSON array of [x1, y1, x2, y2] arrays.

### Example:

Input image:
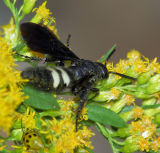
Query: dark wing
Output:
[[20, 22, 79, 61]]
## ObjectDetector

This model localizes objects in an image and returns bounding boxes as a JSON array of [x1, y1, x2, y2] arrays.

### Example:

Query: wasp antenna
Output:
[[109, 71, 136, 80], [66, 34, 71, 48]]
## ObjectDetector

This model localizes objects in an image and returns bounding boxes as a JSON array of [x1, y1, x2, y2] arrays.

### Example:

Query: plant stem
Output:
[[96, 122, 120, 153]]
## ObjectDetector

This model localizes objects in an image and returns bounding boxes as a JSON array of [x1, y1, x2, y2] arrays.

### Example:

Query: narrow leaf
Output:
[[87, 103, 127, 128], [98, 44, 117, 63], [23, 86, 59, 110], [142, 104, 160, 109]]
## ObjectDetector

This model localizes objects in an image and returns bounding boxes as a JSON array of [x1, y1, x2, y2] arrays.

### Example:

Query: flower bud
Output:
[[142, 98, 156, 106], [30, 13, 41, 23], [120, 111, 134, 122], [127, 50, 141, 60], [99, 75, 117, 90], [137, 71, 151, 85], [146, 82, 160, 94], [116, 126, 130, 138], [132, 91, 151, 99], [22, 0, 37, 16], [144, 108, 160, 117], [148, 74, 160, 84], [120, 136, 139, 153], [92, 91, 111, 102], [110, 99, 126, 113], [154, 113, 160, 125], [9, 129, 22, 141]]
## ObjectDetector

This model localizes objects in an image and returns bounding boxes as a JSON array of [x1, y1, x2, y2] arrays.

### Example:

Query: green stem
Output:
[[96, 122, 119, 153], [112, 139, 125, 146], [98, 44, 117, 63], [13, 0, 16, 5], [18, 4, 24, 15], [3, 0, 25, 47]]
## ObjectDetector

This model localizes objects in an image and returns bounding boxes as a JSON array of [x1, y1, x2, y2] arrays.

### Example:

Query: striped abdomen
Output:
[[21, 66, 72, 91]]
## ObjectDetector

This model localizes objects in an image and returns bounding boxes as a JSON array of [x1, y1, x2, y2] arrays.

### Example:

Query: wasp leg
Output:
[[14, 53, 45, 62], [73, 76, 98, 131], [66, 34, 71, 48], [75, 91, 88, 131], [14, 53, 68, 63]]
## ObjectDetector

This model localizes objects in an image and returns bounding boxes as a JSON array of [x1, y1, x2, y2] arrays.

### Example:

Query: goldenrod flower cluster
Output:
[[0, 38, 26, 150]]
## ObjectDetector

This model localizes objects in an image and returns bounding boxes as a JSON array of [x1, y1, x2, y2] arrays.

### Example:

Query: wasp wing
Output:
[[20, 22, 79, 61]]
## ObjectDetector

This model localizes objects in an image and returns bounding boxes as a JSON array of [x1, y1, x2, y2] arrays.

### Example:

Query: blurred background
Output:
[[0, 0, 160, 152]]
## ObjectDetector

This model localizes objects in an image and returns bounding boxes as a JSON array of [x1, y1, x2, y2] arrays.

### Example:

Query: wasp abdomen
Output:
[[21, 66, 72, 91]]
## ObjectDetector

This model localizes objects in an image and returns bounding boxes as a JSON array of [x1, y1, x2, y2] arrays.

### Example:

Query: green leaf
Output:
[[156, 128, 160, 133], [142, 104, 160, 109], [98, 44, 117, 63], [8, 129, 22, 141], [84, 147, 94, 153], [87, 103, 127, 128], [23, 86, 59, 110], [0, 149, 13, 153]]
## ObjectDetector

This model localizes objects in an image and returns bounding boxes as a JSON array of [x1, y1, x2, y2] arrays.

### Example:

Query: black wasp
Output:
[[20, 22, 136, 131]]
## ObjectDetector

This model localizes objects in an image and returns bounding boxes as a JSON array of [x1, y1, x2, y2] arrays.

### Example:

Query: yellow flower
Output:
[[80, 107, 88, 121], [46, 99, 94, 153], [0, 38, 26, 133], [110, 88, 121, 99], [124, 94, 135, 105], [126, 50, 149, 74], [114, 59, 130, 74], [21, 107, 36, 129], [50, 117, 63, 135], [133, 58, 147, 73], [0, 145, 6, 151], [150, 137, 160, 152], [1, 18, 15, 45], [106, 62, 113, 72], [130, 115, 158, 152], [138, 136, 150, 152], [127, 49, 141, 60], [133, 107, 143, 120], [0, 139, 6, 151], [148, 57, 160, 74], [131, 121, 143, 135], [31, 1, 53, 24]]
